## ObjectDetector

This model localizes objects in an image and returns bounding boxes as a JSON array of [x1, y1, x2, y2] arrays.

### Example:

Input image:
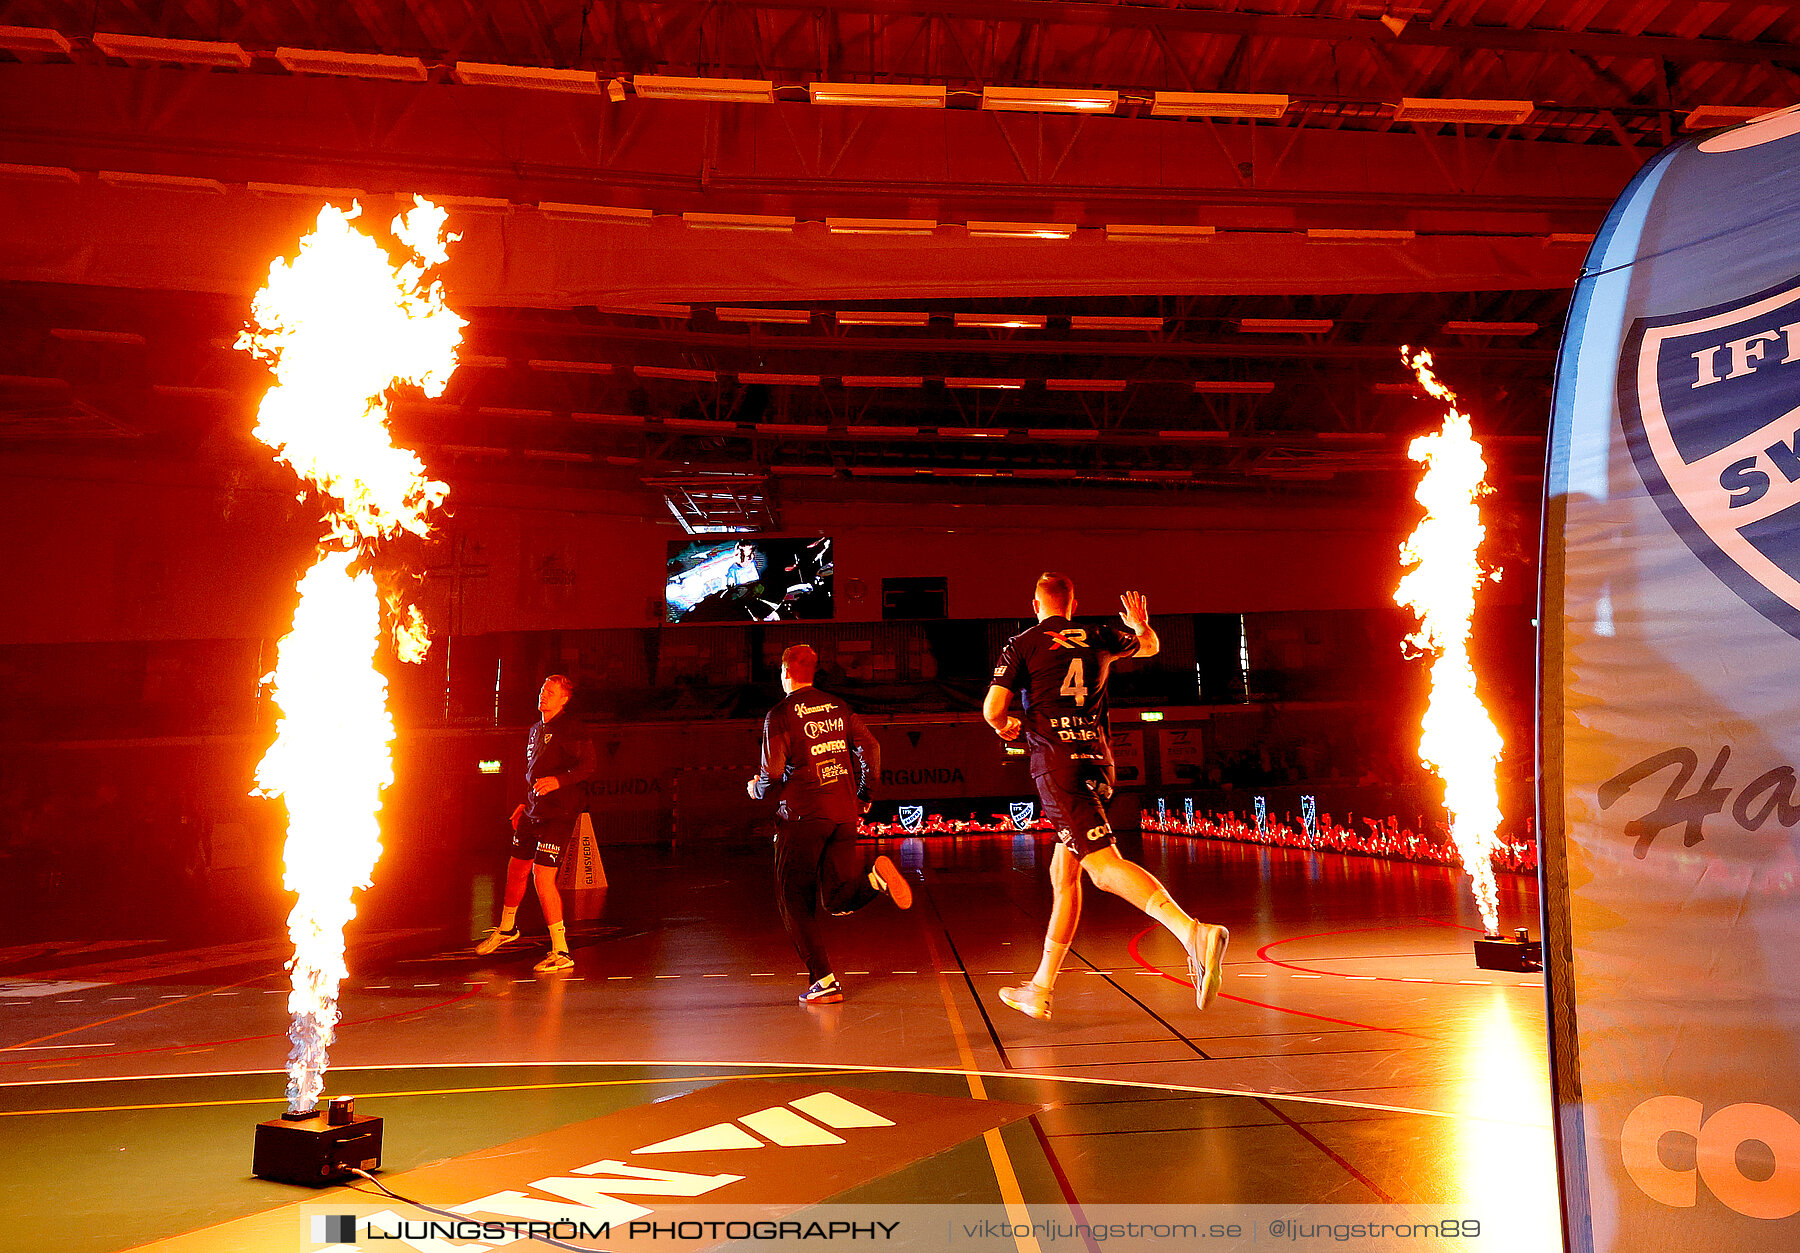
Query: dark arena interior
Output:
[[0, 4, 1793, 1252]]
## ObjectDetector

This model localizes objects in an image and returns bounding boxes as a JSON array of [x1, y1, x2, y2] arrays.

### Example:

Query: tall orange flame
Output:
[[1394, 347, 1505, 935], [238, 198, 463, 1113]]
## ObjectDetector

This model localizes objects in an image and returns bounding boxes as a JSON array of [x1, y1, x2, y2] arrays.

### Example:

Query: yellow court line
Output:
[[925, 936, 1043, 1253], [0, 1070, 845, 1118]]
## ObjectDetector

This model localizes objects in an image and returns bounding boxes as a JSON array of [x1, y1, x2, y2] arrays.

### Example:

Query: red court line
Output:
[[0, 988, 483, 1067], [1126, 928, 1434, 1041], [1256, 926, 1538, 987]]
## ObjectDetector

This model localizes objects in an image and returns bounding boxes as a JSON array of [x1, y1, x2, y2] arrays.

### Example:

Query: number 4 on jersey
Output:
[[1060, 658, 1088, 706]]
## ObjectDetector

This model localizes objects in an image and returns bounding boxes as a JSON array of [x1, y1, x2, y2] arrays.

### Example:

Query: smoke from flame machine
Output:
[[237, 198, 464, 1113], [1393, 347, 1505, 935]]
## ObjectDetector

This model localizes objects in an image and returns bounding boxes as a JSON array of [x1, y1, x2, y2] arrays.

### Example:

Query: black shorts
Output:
[[510, 817, 576, 868], [1033, 762, 1117, 859]]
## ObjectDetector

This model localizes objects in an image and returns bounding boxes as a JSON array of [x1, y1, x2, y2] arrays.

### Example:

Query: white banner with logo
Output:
[[1543, 105, 1800, 1250]]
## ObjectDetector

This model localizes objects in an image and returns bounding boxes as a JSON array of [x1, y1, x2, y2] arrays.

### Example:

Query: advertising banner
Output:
[[1542, 105, 1800, 1250]]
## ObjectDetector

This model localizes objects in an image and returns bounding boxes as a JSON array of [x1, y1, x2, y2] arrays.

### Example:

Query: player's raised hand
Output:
[[1119, 590, 1151, 634]]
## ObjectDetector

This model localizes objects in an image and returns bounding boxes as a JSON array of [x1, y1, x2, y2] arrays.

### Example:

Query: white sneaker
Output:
[[533, 949, 574, 973], [998, 982, 1053, 1021], [1185, 921, 1229, 1010], [474, 927, 519, 955]]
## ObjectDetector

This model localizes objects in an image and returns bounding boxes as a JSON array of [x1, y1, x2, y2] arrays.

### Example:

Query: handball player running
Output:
[[984, 573, 1228, 1020]]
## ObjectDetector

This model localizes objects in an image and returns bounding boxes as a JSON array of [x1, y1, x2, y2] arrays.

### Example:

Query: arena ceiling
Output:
[[0, 1, 1794, 510]]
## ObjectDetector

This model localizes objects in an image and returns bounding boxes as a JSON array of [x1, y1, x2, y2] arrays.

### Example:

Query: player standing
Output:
[[984, 574, 1228, 1019]]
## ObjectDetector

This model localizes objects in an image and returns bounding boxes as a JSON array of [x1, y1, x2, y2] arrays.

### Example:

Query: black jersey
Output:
[[523, 711, 596, 826], [991, 616, 1141, 777], [751, 687, 881, 824]]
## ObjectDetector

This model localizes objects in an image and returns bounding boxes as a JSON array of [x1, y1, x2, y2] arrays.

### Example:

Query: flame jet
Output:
[[237, 198, 464, 1113], [1393, 347, 1505, 935]]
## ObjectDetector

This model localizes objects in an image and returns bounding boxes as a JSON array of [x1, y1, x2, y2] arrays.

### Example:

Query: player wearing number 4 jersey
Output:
[[984, 573, 1229, 1021]]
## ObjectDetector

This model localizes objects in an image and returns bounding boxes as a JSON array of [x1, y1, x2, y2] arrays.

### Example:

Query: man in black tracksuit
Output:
[[474, 674, 597, 972], [749, 643, 911, 1004]]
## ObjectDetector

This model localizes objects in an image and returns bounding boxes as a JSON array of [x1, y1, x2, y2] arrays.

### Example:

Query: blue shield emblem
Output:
[[1009, 801, 1036, 831], [1620, 277, 1800, 638], [897, 805, 924, 833]]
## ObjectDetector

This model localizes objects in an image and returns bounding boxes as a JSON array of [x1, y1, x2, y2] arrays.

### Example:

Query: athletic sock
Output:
[[1030, 940, 1071, 991], [1144, 889, 1195, 946], [547, 920, 568, 954], [498, 907, 519, 933]]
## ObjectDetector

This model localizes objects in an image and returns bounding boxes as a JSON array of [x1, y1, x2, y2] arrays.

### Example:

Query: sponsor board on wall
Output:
[[1543, 104, 1800, 1251]]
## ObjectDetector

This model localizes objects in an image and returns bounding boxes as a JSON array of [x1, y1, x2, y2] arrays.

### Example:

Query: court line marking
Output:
[[1255, 926, 1543, 988], [1127, 928, 1437, 1041], [0, 973, 271, 1053], [0, 1059, 1550, 1126], [0, 1070, 847, 1118]]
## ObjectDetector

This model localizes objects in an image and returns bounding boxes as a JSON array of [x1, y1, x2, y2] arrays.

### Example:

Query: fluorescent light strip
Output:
[[93, 33, 251, 68], [275, 47, 428, 82], [425, 194, 511, 215], [715, 307, 813, 324], [247, 181, 367, 202], [1237, 318, 1333, 334], [836, 312, 930, 327], [1045, 379, 1129, 392], [0, 162, 78, 183], [982, 86, 1118, 113], [809, 82, 945, 108], [49, 328, 146, 346], [537, 202, 653, 224], [634, 366, 717, 382], [664, 418, 737, 432], [965, 221, 1077, 239], [1105, 224, 1215, 241], [1306, 228, 1415, 243], [943, 379, 1024, 390], [740, 374, 822, 386], [98, 170, 225, 194], [683, 212, 795, 231], [1393, 97, 1534, 125], [635, 75, 774, 104], [1151, 91, 1288, 120], [453, 62, 602, 94], [936, 427, 1009, 437], [528, 359, 614, 374], [592, 301, 691, 318], [1684, 105, 1776, 130], [1159, 430, 1230, 440], [840, 376, 924, 387], [848, 424, 918, 435], [1443, 321, 1538, 336], [0, 26, 72, 56], [953, 313, 1047, 329], [1193, 381, 1276, 394], [826, 217, 939, 235], [1069, 315, 1164, 331]]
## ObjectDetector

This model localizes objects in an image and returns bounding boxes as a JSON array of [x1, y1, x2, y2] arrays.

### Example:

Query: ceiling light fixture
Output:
[[714, 307, 813, 324], [1236, 318, 1333, 334], [1306, 227, 1415, 242], [92, 33, 251, 68], [275, 47, 429, 82], [1443, 320, 1538, 336], [1392, 97, 1535, 125], [953, 313, 1047, 329], [453, 62, 603, 94], [528, 359, 614, 374], [682, 212, 795, 231], [840, 376, 925, 388], [943, 379, 1025, 390], [1151, 91, 1288, 120], [836, 312, 930, 327], [0, 26, 72, 57], [1104, 224, 1216, 242], [1045, 379, 1129, 392], [536, 202, 654, 224], [1684, 105, 1776, 130], [809, 82, 945, 108], [0, 162, 78, 183], [965, 220, 1077, 239], [1193, 381, 1276, 393], [1069, 315, 1164, 331], [982, 86, 1118, 114], [740, 374, 822, 386], [634, 75, 775, 104], [98, 170, 226, 193], [634, 366, 718, 382], [825, 217, 939, 235]]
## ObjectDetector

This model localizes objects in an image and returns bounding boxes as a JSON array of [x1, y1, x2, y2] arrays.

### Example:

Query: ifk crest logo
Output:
[[897, 805, 924, 833], [1009, 801, 1036, 831], [1620, 276, 1800, 638]]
